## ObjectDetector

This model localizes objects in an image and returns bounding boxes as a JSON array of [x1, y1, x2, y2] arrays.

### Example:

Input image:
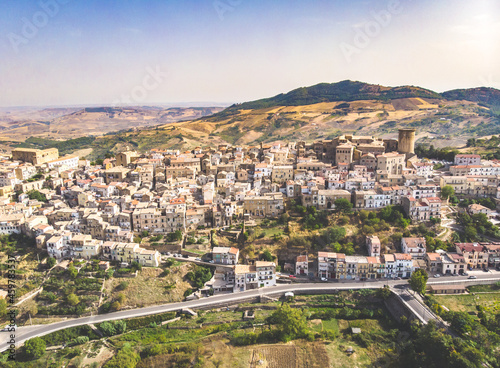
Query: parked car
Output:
[[195, 258, 201, 261], [320, 277, 327, 282], [462, 272, 469, 276], [209, 260, 214, 263], [433, 274, 441, 278], [0, 324, 16, 332], [289, 275, 296, 278], [468, 275, 477, 279], [182, 254, 189, 258], [451, 273, 459, 276]]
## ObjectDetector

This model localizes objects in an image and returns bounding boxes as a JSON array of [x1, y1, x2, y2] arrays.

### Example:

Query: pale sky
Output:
[[0, 0, 499, 107]]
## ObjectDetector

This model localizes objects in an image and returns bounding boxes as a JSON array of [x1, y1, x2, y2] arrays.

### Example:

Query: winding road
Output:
[[2, 275, 500, 353]]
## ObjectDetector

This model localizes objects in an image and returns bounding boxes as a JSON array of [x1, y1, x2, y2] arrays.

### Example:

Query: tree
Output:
[[334, 198, 353, 213], [46, 257, 56, 269], [408, 269, 428, 295], [464, 225, 478, 241], [448, 311, 475, 335], [377, 285, 391, 300], [67, 293, 80, 306], [262, 249, 274, 262], [278, 213, 289, 225], [268, 304, 308, 341], [24, 337, 46, 360], [68, 264, 78, 279], [114, 320, 126, 334], [323, 226, 346, 244], [167, 230, 183, 243], [441, 185, 454, 200], [100, 321, 116, 337], [116, 293, 126, 304], [27, 190, 47, 203], [130, 261, 142, 272], [103, 343, 139, 368], [0, 298, 7, 318]]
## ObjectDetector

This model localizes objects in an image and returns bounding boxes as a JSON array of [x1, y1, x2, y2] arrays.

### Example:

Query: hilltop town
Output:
[[2, 127, 500, 304]]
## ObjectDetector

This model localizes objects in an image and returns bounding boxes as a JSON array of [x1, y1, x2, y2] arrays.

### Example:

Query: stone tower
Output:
[[398, 129, 416, 154]]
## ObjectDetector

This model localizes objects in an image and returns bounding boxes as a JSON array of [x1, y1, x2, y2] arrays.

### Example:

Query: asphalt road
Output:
[[392, 287, 436, 323], [1, 275, 499, 353]]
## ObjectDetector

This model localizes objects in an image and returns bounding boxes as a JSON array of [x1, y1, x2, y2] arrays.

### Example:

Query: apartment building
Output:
[[455, 154, 481, 166], [366, 235, 381, 257], [317, 252, 339, 279], [424, 253, 442, 273], [271, 165, 294, 184], [295, 255, 308, 275], [401, 237, 427, 259], [212, 247, 239, 265], [455, 243, 489, 269]]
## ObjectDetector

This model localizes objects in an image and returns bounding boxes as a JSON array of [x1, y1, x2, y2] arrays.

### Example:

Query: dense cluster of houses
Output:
[[1, 131, 500, 293]]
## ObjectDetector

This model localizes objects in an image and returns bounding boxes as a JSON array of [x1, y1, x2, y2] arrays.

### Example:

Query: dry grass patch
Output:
[[104, 264, 193, 308]]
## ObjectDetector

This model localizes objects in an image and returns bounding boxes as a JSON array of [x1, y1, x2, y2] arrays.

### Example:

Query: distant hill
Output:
[[4, 81, 500, 159], [224, 80, 441, 111], [442, 87, 500, 112], [0, 106, 224, 142]]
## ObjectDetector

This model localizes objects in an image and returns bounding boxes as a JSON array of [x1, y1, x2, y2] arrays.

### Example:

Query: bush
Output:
[[117, 281, 129, 291], [103, 344, 140, 368], [46, 257, 56, 268], [24, 337, 46, 360], [68, 336, 89, 347], [99, 320, 127, 337], [41, 326, 98, 347], [338, 216, 349, 225]]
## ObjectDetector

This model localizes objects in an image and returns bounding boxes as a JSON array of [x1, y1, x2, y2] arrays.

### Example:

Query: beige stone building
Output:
[[105, 167, 131, 184], [12, 148, 59, 165], [376, 152, 406, 175], [243, 193, 284, 218], [116, 151, 140, 167], [271, 165, 294, 184]]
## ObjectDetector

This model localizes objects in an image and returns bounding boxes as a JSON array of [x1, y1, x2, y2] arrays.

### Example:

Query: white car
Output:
[[320, 277, 328, 282], [433, 274, 441, 278], [0, 324, 17, 332]]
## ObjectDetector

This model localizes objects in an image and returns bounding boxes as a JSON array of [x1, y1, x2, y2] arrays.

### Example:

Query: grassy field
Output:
[[103, 262, 193, 309], [434, 291, 500, 314]]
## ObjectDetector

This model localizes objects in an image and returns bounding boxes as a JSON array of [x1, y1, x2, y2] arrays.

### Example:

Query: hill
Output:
[[442, 87, 500, 112], [0, 106, 224, 143], [3, 81, 500, 159], [222, 80, 441, 112]]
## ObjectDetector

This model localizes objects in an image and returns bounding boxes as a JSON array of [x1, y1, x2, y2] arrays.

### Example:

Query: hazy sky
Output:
[[0, 0, 499, 107]]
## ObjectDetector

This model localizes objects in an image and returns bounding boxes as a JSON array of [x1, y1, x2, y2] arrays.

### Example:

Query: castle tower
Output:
[[398, 129, 416, 154]]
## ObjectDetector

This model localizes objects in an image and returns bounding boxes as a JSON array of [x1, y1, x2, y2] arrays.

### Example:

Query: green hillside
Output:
[[443, 87, 500, 113]]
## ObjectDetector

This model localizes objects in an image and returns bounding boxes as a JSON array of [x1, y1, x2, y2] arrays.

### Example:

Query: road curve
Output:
[[1, 276, 499, 353]]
